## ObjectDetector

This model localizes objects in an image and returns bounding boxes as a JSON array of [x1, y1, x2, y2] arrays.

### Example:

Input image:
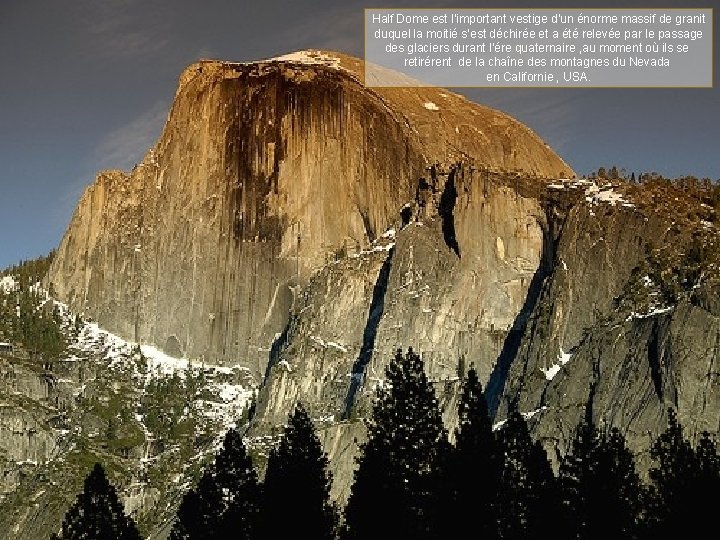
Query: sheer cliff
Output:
[[255, 169, 720, 500], [47, 51, 572, 379]]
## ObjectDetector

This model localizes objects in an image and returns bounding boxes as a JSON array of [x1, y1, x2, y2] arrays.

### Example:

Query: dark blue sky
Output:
[[1, 0, 718, 268]]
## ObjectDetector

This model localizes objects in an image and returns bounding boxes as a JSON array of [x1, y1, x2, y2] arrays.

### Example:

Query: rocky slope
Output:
[[9, 49, 714, 535], [498, 179, 720, 471], [0, 299, 255, 539]]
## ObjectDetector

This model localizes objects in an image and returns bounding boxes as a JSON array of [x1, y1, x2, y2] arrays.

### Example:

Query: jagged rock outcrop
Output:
[[255, 168, 719, 498], [0, 320, 255, 540], [497, 190, 720, 471], [47, 51, 572, 379]]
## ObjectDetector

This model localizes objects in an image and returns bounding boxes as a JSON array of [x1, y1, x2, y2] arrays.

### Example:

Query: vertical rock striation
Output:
[[48, 51, 571, 380]]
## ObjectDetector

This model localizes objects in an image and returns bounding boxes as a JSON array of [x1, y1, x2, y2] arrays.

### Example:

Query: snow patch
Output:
[[542, 364, 562, 380], [270, 50, 342, 69], [626, 305, 673, 321], [541, 348, 573, 381], [327, 341, 348, 353], [584, 183, 633, 208], [310, 335, 348, 353], [544, 178, 635, 209], [351, 241, 395, 259], [277, 360, 293, 371], [0, 275, 17, 292], [423, 101, 440, 111], [493, 406, 548, 430]]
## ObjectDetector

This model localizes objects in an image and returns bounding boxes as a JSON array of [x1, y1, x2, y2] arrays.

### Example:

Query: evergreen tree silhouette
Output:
[[216, 429, 261, 538], [343, 348, 447, 540], [444, 367, 499, 539], [170, 470, 222, 540], [560, 414, 641, 539], [260, 403, 336, 540], [696, 431, 720, 482], [694, 430, 720, 525], [53, 463, 141, 540], [646, 408, 700, 536], [496, 407, 559, 540], [170, 428, 259, 540]]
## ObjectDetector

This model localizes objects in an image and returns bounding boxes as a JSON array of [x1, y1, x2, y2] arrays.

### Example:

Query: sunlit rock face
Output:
[[48, 50, 571, 381]]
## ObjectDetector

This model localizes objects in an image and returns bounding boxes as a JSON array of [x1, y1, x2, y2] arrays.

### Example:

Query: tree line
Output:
[[0, 254, 66, 359], [52, 348, 720, 539]]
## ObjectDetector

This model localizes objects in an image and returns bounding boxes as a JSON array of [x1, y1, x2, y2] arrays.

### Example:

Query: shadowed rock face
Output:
[[47, 51, 572, 379], [252, 166, 552, 499], [498, 199, 720, 473], [254, 167, 720, 502]]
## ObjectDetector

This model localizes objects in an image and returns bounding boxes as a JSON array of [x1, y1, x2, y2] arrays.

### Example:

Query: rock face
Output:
[[252, 164, 553, 498], [37, 49, 719, 533], [0, 320, 255, 540], [47, 51, 572, 379], [254, 168, 720, 499], [498, 191, 720, 471]]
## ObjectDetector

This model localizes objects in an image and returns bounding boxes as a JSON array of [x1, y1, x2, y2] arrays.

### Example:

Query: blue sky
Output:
[[0, 0, 718, 268]]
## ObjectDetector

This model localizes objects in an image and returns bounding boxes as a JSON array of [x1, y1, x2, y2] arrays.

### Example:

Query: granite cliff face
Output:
[[498, 182, 720, 471], [21, 49, 717, 535], [47, 51, 571, 379], [254, 168, 720, 499]]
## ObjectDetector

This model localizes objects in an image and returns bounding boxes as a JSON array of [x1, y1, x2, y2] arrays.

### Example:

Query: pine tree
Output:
[[170, 472, 222, 540], [694, 431, 720, 525], [216, 429, 260, 539], [646, 408, 700, 536], [444, 368, 499, 539], [170, 428, 259, 540], [343, 348, 448, 540], [53, 463, 141, 540], [696, 431, 720, 481], [260, 403, 336, 540], [496, 407, 559, 540], [645, 424, 720, 537], [559, 415, 641, 539]]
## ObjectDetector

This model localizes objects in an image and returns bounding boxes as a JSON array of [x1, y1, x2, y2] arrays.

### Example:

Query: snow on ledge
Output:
[[493, 406, 548, 431], [544, 178, 635, 209], [310, 335, 349, 353], [78, 322, 239, 379], [423, 101, 440, 111], [268, 50, 342, 69], [625, 305, 674, 321], [541, 348, 573, 381], [584, 183, 634, 208]]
